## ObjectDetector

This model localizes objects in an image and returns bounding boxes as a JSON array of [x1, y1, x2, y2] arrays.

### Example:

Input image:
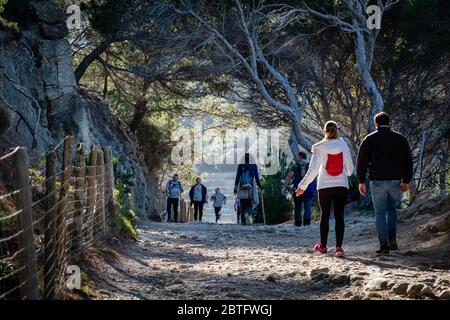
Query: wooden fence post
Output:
[[72, 144, 85, 262], [55, 136, 72, 280], [95, 149, 105, 237], [103, 146, 114, 228], [13, 147, 38, 300], [44, 149, 57, 300], [85, 145, 97, 244], [179, 199, 186, 223]]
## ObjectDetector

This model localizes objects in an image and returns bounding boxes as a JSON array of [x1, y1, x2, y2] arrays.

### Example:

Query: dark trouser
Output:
[[214, 207, 222, 222], [318, 187, 348, 248], [167, 197, 179, 222], [193, 201, 204, 221], [294, 195, 313, 227], [240, 199, 252, 224], [236, 207, 241, 223]]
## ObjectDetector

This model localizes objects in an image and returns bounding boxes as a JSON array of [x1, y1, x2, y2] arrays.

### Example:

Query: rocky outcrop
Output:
[[0, 0, 164, 216]]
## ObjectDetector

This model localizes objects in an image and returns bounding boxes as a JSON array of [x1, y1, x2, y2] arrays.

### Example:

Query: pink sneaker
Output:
[[335, 246, 345, 257], [314, 243, 327, 254]]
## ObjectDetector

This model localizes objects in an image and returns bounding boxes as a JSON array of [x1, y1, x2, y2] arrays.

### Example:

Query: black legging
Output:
[[318, 187, 348, 248], [193, 201, 204, 221], [214, 207, 222, 222]]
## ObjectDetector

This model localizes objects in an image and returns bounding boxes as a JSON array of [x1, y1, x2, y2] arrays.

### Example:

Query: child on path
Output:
[[211, 187, 226, 223]]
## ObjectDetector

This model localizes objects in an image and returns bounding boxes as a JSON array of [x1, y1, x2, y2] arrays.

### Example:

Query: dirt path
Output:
[[79, 211, 450, 300]]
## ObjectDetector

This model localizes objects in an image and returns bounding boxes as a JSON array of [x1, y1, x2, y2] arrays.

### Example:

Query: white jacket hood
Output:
[[312, 138, 348, 155]]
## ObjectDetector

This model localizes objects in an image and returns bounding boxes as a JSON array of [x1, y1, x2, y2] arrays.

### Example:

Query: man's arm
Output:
[[283, 170, 294, 190], [356, 138, 369, 183], [402, 137, 413, 184]]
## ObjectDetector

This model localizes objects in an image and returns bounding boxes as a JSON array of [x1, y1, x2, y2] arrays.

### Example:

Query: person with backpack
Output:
[[211, 187, 227, 223], [282, 152, 317, 227], [356, 112, 413, 255], [295, 121, 354, 257], [234, 153, 263, 225], [188, 177, 208, 222], [165, 173, 183, 222]]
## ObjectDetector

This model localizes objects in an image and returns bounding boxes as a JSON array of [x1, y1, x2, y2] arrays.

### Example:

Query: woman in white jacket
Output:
[[296, 121, 354, 257]]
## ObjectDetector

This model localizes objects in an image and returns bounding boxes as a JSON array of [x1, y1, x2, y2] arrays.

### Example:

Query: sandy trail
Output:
[[80, 211, 450, 300]]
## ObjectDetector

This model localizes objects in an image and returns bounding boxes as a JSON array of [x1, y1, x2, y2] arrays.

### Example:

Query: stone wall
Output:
[[0, 0, 164, 218]]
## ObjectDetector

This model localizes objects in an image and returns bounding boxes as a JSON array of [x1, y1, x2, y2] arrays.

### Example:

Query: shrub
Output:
[[254, 152, 293, 224]]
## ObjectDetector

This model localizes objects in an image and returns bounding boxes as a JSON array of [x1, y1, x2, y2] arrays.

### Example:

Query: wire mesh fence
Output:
[[0, 136, 115, 300]]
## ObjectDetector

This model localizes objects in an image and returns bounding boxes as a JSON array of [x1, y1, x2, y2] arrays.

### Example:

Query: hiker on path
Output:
[[234, 153, 263, 225], [211, 187, 226, 223], [188, 177, 208, 222], [356, 112, 413, 255], [282, 151, 317, 227], [165, 173, 183, 222], [296, 121, 354, 257], [234, 197, 241, 224]]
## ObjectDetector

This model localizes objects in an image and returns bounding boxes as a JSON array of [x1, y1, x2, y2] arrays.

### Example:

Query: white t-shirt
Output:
[[211, 192, 226, 208]]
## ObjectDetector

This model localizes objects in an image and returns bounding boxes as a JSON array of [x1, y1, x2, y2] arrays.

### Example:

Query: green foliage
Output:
[[0, 0, 19, 32], [29, 168, 45, 184], [111, 158, 138, 240], [254, 152, 293, 225], [82, 0, 129, 36], [0, 202, 14, 231]]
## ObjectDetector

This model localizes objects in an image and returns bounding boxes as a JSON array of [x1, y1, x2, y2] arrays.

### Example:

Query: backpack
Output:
[[293, 162, 308, 180], [167, 180, 181, 196], [238, 165, 253, 199], [240, 166, 252, 190]]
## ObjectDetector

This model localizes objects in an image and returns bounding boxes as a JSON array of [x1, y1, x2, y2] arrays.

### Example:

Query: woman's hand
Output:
[[295, 188, 305, 197]]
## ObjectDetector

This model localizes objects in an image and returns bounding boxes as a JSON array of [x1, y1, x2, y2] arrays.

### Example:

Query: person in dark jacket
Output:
[[188, 177, 208, 222], [234, 153, 263, 224], [356, 112, 413, 254], [282, 152, 317, 227]]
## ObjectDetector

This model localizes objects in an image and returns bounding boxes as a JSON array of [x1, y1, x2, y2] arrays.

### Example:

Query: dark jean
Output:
[[193, 201, 204, 221], [240, 199, 252, 224], [294, 195, 313, 227], [370, 180, 401, 247], [166, 197, 179, 222]]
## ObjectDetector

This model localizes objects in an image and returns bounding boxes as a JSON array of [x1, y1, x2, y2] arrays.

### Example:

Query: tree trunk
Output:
[[292, 117, 313, 153], [129, 98, 148, 132], [354, 32, 384, 133], [102, 52, 109, 98], [74, 40, 111, 83], [128, 78, 153, 132]]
